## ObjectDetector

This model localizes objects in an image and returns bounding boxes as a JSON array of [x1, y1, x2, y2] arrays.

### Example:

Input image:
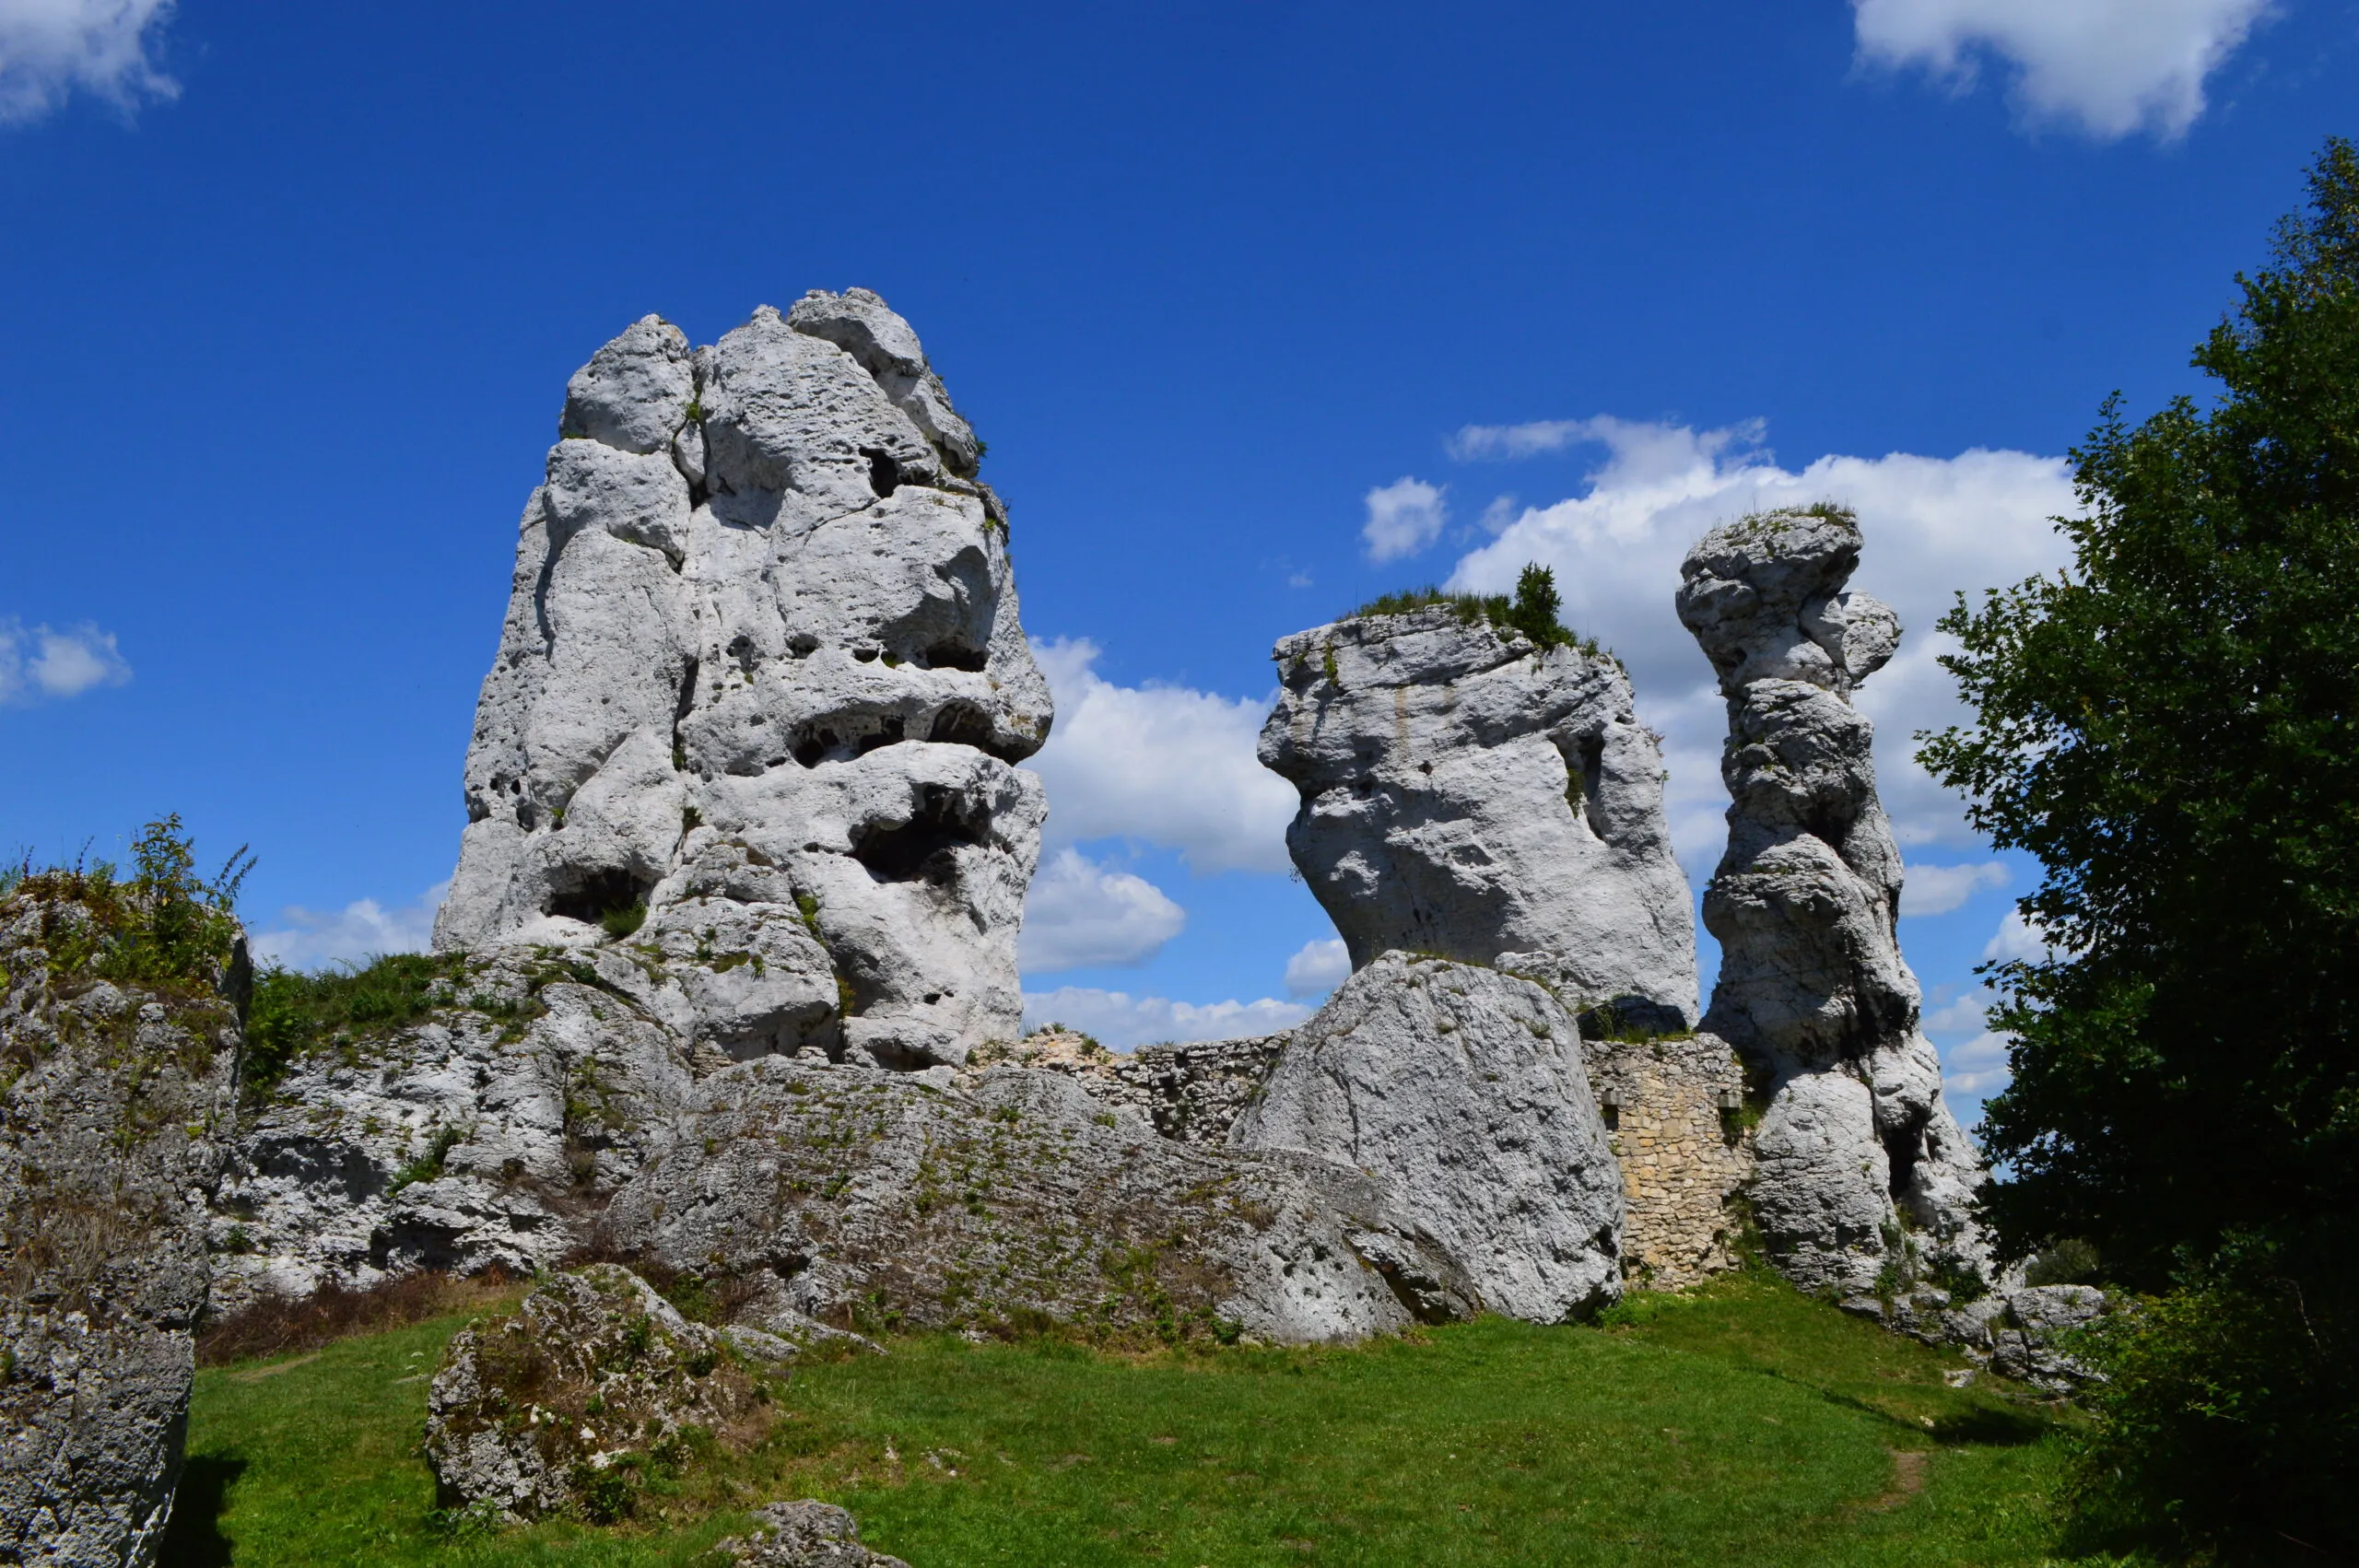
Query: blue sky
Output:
[[4, 0, 2353, 1122]]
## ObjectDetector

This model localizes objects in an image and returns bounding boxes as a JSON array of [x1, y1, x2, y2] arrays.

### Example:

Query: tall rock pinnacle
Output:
[[1259, 603, 1698, 1026], [1676, 506, 1987, 1294], [434, 290, 1051, 1071]]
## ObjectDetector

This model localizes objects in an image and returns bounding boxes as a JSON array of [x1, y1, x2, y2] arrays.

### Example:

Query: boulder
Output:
[[595, 1057, 1475, 1344], [714, 1500, 912, 1567], [1675, 506, 1989, 1296], [1231, 953, 1625, 1321], [1259, 605, 1696, 1027], [434, 291, 1051, 1072], [209, 953, 695, 1316], [424, 1263, 778, 1524], [1, 881, 245, 1568], [968, 1030, 1289, 1146]]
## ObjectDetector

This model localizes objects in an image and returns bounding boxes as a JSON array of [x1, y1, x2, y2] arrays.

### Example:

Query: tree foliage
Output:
[[1920, 138, 2359, 1558]]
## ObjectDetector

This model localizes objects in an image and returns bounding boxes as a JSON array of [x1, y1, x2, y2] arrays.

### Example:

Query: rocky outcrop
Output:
[[1231, 953, 1625, 1321], [1676, 506, 1988, 1297], [424, 1263, 786, 1524], [2, 882, 245, 1568], [597, 1056, 1475, 1344], [209, 953, 694, 1316], [1260, 605, 1696, 1028], [973, 1031, 1289, 1146], [714, 1501, 912, 1568], [434, 290, 1051, 1072]]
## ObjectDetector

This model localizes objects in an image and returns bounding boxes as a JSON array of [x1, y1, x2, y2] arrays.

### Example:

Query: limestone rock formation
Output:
[[1676, 506, 1987, 1296], [209, 954, 695, 1316], [1231, 953, 1625, 1321], [1260, 605, 1696, 1027], [970, 1030, 1289, 1146], [714, 1501, 912, 1568], [1, 883, 245, 1568], [434, 290, 1050, 1072], [596, 1056, 1475, 1344], [425, 1263, 778, 1523]]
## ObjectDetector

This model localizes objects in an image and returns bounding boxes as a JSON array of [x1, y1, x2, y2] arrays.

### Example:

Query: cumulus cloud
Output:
[[1021, 986, 1311, 1050], [1900, 860, 2010, 917], [1018, 848, 1187, 974], [0, 0, 178, 124], [1022, 638, 1297, 874], [1981, 907, 2055, 964], [1283, 937, 1350, 1000], [0, 618, 132, 704], [251, 882, 448, 973], [1938, 1028, 2013, 1104], [1921, 988, 1995, 1036], [1362, 476, 1449, 563], [1438, 416, 2077, 877], [1852, 0, 2271, 140]]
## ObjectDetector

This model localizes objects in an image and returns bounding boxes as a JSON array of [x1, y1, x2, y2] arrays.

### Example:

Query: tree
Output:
[[1920, 139, 2359, 1556]]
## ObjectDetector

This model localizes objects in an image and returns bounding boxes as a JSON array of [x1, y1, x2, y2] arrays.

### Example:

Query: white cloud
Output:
[[1900, 860, 2009, 918], [1981, 907, 2055, 964], [0, 0, 178, 124], [1852, 0, 2271, 140], [1022, 637, 1297, 874], [1921, 988, 1995, 1036], [1283, 936, 1350, 1000], [1362, 476, 1449, 563], [1018, 848, 1186, 974], [251, 882, 448, 972], [1938, 1028, 2013, 1099], [1439, 416, 2077, 878], [0, 618, 132, 704], [1021, 986, 1311, 1050]]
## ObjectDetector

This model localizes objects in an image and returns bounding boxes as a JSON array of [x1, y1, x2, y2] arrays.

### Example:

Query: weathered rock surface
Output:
[[425, 1263, 779, 1524], [1, 887, 244, 1568], [973, 1031, 1289, 1146], [209, 954, 695, 1316], [1882, 1282, 2107, 1394], [1260, 606, 1696, 1027], [434, 290, 1050, 1072], [714, 1501, 911, 1568], [1232, 953, 1625, 1321], [597, 1056, 1475, 1344], [1676, 507, 1988, 1296]]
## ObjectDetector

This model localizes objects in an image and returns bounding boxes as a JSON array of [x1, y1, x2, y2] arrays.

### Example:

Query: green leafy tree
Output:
[[1920, 139, 2359, 1557]]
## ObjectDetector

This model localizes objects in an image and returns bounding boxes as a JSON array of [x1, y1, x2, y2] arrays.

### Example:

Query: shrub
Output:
[[1350, 564, 1602, 656], [10, 814, 251, 993], [2064, 1253, 2356, 1561], [2024, 1237, 2102, 1287], [243, 951, 469, 1094]]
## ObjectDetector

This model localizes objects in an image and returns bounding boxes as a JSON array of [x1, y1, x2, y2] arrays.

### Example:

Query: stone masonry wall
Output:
[[1580, 1033, 1755, 1290], [969, 1032, 1289, 1147]]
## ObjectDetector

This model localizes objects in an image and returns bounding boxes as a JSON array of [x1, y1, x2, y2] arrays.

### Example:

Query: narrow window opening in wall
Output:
[[862, 448, 901, 497]]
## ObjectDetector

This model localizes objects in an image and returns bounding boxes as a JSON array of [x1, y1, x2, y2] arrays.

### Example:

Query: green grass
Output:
[[170, 1272, 2125, 1566]]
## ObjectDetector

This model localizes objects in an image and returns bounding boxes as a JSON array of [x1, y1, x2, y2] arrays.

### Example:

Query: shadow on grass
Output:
[[158, 1455, 244, 1567], [1759, 1369, 2055, 1447]]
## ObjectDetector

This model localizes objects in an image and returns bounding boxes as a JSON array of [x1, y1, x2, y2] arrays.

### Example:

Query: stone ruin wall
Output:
[[1009, 1024, 1755, 1291], [1580, 1033, 1755, 1290]]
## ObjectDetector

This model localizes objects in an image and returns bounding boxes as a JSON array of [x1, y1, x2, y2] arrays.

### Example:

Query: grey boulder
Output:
[[1232, 952, 1625, 1321], [714, 1500, 911, 1567]]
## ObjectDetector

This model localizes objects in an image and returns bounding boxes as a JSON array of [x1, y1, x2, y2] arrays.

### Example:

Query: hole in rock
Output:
[[850, 787, 989, 885], [791, 716, 910, 767], [862, 448, 901, 497], [1883, 1115, 1928, 1211], [853, 648, 881, 663], [923, 640, 989, 673], [928, 703, 996, 751], [546, 868, 654, 927]]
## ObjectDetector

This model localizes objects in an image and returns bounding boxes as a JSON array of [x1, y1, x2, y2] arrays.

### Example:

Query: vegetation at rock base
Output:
[[1919, 137, 2359, 1559], [1351, 563, 1603, 656], [165, 1272, 2111, 1567]]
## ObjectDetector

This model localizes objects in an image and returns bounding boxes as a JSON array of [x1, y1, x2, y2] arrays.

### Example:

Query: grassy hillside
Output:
[[167, 1274, 2120, 1567]]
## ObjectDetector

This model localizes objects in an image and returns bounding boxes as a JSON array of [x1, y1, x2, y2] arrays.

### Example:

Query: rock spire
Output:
[[433, 290, 1051, 1071], [1676, 505, 1987, 1294], [1258, 604, 1697, 1027]]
